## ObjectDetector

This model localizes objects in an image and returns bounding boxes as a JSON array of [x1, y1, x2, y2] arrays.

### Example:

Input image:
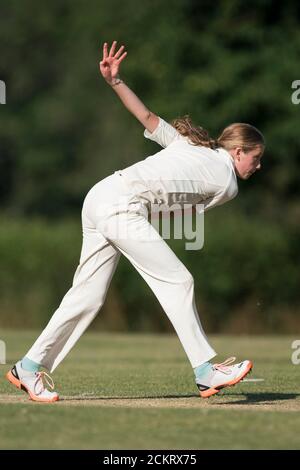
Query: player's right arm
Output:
[[99, 40, 159, 133]]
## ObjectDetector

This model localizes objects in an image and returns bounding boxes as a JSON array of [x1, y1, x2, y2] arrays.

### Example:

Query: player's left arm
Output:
[[99, 40, 159, 133]]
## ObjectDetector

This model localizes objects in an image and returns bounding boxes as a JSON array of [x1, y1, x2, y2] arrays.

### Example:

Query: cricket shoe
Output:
[[6, 361, 59, 403], [196, 357, 253, 398]]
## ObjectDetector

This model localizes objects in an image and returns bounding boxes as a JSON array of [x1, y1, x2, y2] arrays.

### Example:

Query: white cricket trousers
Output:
[[25, 172, 216, 372]]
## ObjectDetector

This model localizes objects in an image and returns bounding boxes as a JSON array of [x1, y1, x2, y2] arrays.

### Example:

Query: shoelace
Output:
[[213, 356, 236, 375], [34, 371, 55, 395]]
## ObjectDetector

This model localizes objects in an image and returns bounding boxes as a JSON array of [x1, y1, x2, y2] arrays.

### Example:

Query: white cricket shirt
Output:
[[117, 117, 238, 212]]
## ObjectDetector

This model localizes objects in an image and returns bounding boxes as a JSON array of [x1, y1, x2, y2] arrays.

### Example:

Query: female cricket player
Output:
[[6, 41, 264, 402]]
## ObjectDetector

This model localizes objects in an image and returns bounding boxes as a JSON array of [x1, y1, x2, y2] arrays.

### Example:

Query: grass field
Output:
[[0, 330, 299, 449]]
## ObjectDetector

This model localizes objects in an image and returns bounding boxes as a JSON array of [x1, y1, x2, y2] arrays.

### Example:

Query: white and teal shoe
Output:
[[6, 361, 59, 403], [196, 357, 253, 398]]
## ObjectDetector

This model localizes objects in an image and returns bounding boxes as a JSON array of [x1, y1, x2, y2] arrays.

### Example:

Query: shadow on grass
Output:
[[215, 392, 300, 405], [63, 393, 197, 401], [63, 392, 300, 404]]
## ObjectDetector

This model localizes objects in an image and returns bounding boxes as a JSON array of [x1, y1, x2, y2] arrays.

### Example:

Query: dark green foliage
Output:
[[0, 214, 298, 332]]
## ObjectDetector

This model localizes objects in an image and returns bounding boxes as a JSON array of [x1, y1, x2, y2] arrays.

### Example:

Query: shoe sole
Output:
[[199, 361, 253, 398], [6, 370, 59, 403]]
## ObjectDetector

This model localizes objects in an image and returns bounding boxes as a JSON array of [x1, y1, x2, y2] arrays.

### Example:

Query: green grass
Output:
[[0, 330, 299, 449]]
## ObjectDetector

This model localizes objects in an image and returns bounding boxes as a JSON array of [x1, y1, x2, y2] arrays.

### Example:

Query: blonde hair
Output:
[[171, 115, 265, 154]]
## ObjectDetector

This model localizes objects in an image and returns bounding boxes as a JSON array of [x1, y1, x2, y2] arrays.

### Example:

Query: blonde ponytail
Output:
[[171, 116, 265, 154], [171, 115, 218, 149]]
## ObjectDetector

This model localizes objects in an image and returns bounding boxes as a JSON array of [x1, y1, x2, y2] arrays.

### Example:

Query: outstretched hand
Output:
[[99, 40, 127, 85]]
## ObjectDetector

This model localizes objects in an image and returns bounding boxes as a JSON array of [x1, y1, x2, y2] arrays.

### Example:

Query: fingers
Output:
[[114, 44, 125, 59], [109, 40, 117, 57], [102, 42, 108, 60], [117, 51, 127, 63], [101, 41, 127, 63]]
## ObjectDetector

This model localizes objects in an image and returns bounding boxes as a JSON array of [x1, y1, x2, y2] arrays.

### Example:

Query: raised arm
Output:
[[99, 40, 159, 133]]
